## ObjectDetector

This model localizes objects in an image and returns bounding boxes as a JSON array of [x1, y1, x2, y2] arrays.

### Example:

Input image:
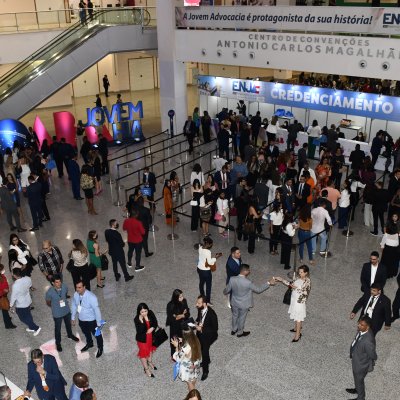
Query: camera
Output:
[[201, 48, 206, 56], [233, 51, 238, 58], [217, 50, 222, 57], [249, 52, 255, 59], [359, 60, 367, 69], [382, 62, 390, 71]]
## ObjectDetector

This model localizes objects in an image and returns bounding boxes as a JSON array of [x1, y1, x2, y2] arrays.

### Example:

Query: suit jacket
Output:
[[196, 306, 218, 345], [360, 262, 387, 293], [265, 145, 279, 159], [223, 275, 270, 309], [371, 188, 389, 213], [0, 185, 18, 211], [294, 182, 311, 208], [352, 293, 391, 334], [143, 172, 156, 193], [183, 120, 196, 137], [134, 310, 158, 343], [226, 256, 242, 284], [349, 149, 365, 170], [26, 181, 42, 206], [26, 355, 67, 400], [104, 228, 125, 258], [135, 204, 152, 231], [350, 330, 377, 374], [297, 148, 307, 166]]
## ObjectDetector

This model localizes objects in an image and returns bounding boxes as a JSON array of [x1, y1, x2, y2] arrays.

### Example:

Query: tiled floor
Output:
[[2, 91, 400, 400]]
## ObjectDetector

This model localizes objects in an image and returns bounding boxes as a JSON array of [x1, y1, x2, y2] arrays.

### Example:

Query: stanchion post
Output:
[[116, 164, 124, 190], [144, 148, 147, 167], [167, 207, 179, 240], [124, 146, 132, 169], [150, 200, 159, 232], [288, 243, 298, 279], [105, 158, 115, 184], [179, 142, 182, 165], [114, 179, 124, 207], [342, 207, 354, 237]]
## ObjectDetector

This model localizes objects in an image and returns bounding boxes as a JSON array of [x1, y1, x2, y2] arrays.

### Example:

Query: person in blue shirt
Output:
[[71, 281, 103, 358], [46, 275, 79, 352], [69, 372, 90, 400]]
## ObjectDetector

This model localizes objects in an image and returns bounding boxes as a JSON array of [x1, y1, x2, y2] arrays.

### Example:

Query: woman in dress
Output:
[[17, 156, 31, 193], [68, 239, 91, 290], [276, 265, 311, 342], [134, 303, 158, 378], [166, 289, 190, 358], [0, 263, 16, 329], [184, 389, 202, 400], [280, 213, 297, 270], [171, 327, 202, 392], [80, 164, 97, 215], [4, 148, 16, 182], [92, 150, 103, 195], [380, 222, 400, 279], [87, 230, 104, 288], [6, 173, 24, 220], [315, 157, 331, 190], [199, 188, 213, 237], [191, 180, 203, 232], [163, 179, 176, 226], [246, 197, 260, 254], [216, 191, 229, 238]]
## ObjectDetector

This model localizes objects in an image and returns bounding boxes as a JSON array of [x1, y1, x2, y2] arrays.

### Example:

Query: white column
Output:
[[156, 0, 187, 134]]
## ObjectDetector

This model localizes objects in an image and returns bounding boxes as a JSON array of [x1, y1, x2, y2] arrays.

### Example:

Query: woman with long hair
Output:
[[166, 289, 190, 358], [4, 148, 16, 182], [306, 119, 321, 159], [315, 157, 331, 190], [190, 164, 205, 186], [80, 164, 97, 215], [5, 173, 24, 220], [276, 265, 311, 342], [184, 389, 202, 400], [269, 202, 284, 255], [298, 205, 314, 265], [9, 234, 31, 266], [68, 239, 91, 290], [191, 179, 203, 232], [92, 149, 103, 195], [216, 191, 229, 237], [380, 222, 400, 279], [201, 110, 212, 143], [163, 179, 176, 226], [246, 196, 260, 254], [87, 230, 104, 288], [134, 303, 158, 378], [171, 327, 202, 391]]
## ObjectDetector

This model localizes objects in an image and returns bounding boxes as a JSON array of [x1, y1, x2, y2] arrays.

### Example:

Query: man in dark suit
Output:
[[370, 181, 389, 236], [59, 138, 74, 178], [226, 247, 242, 284], [104, 219, 134, 282], [134, 197, 153, 258], [195, 295, 218, 381], [98, 134, 109, 175], [349, 144, 365, 172], [249, 111, 261, 145], [281, 178, 294, 213], [350, 283, 391, 336], [142, 167, 156, 206], [183, 116, 196, 155], [346, 315, 377, 400], [370, 131, 384, 166], [360, 251, 387, 293], [218, 122, 231, 161], [230, 116, 243, 156], [294, 175, 311, 210], [24, 349, 68, 400], [26, 175, 43, 231], [265, 139, 279, 160]]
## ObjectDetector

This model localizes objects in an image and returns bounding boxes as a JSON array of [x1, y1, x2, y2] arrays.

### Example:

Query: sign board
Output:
[[176, 6, 400, 35], [197, 75, 400, 122]]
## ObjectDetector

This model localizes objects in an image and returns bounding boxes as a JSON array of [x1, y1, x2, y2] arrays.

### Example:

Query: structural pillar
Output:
[[156, 0, 188, 135]]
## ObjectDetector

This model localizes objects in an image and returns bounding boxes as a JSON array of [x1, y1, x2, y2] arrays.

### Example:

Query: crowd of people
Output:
[[1, 102, 400, 400]]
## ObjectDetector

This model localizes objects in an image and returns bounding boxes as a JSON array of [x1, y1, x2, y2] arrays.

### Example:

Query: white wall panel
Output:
[[387, 121, 400, 142], [292, 107, 307, 126], [309, 110, 328, 128], [199, 94, 208, 115], [207, 96, 218, 118], [327, 112, 344, 129], [259, 103, 274, 120]]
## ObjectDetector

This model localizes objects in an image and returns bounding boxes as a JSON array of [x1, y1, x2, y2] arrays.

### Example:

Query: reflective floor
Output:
[[1, 91, 400, 400]]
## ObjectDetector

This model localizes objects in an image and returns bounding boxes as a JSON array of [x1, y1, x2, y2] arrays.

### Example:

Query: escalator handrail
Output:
[[0, 10, 107, 86]]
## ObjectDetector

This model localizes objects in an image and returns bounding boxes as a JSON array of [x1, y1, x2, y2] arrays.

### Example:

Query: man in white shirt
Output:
[[9, 268, 41, 336], [299, 163, 317, 185], [311, 201, 333, 256]]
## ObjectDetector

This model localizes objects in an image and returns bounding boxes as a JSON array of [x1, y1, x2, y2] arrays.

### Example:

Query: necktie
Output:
[[299, 183, 303, 195], [350, 332, 361, 357], [222, 173, 227, 189]]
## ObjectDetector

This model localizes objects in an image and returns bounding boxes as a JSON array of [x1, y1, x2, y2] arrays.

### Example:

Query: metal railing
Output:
[[0, 6, 155, 33]]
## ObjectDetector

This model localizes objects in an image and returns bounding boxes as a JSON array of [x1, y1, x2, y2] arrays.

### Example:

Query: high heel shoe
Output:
[[292, 333, 302, 343], [97, 284, 105, 288], [101, 277, 105, 281], [144, 368, 155, 378], [290, 328, 302, 333], [148, 361, 157, 370]]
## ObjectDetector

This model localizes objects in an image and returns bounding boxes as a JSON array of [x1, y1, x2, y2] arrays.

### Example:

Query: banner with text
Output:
[[176, 6, 400, 35], [197, 75, 400, 122]]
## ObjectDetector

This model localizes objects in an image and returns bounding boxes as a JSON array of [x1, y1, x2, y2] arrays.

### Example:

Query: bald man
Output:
[[69, 372, 89, 400], [38, 240, 64, 282]]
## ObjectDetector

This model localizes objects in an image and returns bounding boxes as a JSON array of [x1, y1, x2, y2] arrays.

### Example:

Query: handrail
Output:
[[0, 8, 151, 103]]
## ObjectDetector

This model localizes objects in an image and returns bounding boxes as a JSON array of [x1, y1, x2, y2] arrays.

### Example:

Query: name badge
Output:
[[77, 305, 82, 313], [59, 300, 66, 308]]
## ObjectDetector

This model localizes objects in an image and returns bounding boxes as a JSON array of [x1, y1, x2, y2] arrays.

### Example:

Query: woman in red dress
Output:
[[134, 303, 158, 378], [0, 263, 16, 329]]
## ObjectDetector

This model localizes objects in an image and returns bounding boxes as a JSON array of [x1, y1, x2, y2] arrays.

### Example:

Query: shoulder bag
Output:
[[283, 286, 292, 305], [242, 215, 255, 235], [205, 259, 217, 272], [0, 295, 10, 311], [152, 327, 169, 348], [100, 254, 109, 271]]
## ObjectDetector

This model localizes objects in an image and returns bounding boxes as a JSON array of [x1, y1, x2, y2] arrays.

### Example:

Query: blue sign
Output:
[[197, 75, 400, 122]]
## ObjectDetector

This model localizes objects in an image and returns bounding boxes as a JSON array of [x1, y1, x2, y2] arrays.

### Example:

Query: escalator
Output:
[[0, 8, 157, 120]]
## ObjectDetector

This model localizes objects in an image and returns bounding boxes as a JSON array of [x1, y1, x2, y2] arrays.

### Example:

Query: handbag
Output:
[[66, 259, 74, 272], [80, 174, 94, 190], [242, 215, 255, 235], [45, 159, 56, 170], [173, 361, 181, 381], [27, 253, 38, 267], [0, 295, 10, 311], [214, 212, 222, 221], [283, 287, 292, 305], [200, 207, 211, 220], [205, 259, 216, 272], [100, 254, 109, 271], [88, 264, 97, 280], [152, 327, 168, 348]]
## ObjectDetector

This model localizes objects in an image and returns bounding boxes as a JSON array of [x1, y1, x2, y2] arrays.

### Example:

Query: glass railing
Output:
[[0, 8, 152, 104], [0, 7, 155, 33]]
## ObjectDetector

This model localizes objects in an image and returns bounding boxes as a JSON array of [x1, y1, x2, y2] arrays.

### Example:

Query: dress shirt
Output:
[[370, 265, 378, 286], [270, 210, 284, 226], [38, 246, 63, 275], [200, 307, 208, 326], [380, 233, 399, 248], [338, 189, 351, 208], [299, 168, 317, 184], [71, 290, 102, 325], [365, 295, 379, 318], [197, 246, 216, 271], [45, 284, 70, 318], [311, 207, 332, 234], [10, 277, 32, 308], [69, 384, 84, 400]]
